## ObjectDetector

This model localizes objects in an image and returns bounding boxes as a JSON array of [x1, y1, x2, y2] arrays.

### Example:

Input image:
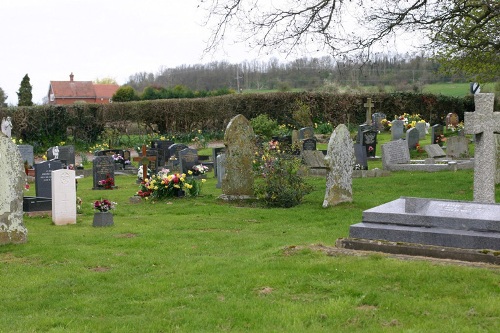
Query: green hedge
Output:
[[1, 92, 475, 149]]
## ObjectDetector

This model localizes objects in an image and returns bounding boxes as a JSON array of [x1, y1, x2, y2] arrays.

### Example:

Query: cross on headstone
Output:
[[464, 93, 500, 203], [133, 145, 157, 181], [364, 98, 374, 126]]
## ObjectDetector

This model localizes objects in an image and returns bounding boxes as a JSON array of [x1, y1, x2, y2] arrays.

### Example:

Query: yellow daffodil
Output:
[[188, 170, 193, 175]]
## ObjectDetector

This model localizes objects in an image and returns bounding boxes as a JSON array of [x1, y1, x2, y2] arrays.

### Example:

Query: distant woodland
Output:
[[124, 54, 470, 95]]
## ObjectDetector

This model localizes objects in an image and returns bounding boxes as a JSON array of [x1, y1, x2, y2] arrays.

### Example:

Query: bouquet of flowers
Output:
[[98, 174, 115, 189], [137, 170, 206, 200], [93, 199, 116, 212], [191, 164, 209, 176], [112, 153, 124, 163]]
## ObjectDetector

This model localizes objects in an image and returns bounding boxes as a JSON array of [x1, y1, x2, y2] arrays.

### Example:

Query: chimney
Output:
[[70, 72, 74, 82]]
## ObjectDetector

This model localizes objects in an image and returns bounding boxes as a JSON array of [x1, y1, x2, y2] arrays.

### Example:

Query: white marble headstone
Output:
[[51, 169, 77, 225]]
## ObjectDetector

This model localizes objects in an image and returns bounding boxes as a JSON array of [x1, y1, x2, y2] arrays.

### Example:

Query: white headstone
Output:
[[0, 133, 28, 244], [323, 124, 355, 207], [464, 93, 500, 203], [51, 169, 77, 225]]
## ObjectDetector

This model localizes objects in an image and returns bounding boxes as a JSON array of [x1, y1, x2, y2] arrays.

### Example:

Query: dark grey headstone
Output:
[[17, 145, 34, 167], [212, 147, 225, 177], [356, 124, 371, 144], [146, 149, 159, 173], [168, 144, 188, 168], [151, 140, 174, 167], [406, 127, 420, 150], [431, 124, 444, 146], [354, 143, 368, 170], [179, 148, 198, 174], [362, 130, 377, 157], [92, 156, 115, 190], [216, 153, 226, 189], [35, 160, 62, 198], [302, 138, 317, 151], [47, 145, 75, 167]]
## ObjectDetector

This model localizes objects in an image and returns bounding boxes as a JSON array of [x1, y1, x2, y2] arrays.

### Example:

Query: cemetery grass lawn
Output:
[[1, 172, 500, 332]]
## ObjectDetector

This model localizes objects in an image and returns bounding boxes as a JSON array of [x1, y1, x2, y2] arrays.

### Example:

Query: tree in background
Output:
[[17, 74, 33, 106], [0, 87, 7, 107], [199, 0, 499, 81], [112, 85, 138, 102], [94, 77, 118, 85]]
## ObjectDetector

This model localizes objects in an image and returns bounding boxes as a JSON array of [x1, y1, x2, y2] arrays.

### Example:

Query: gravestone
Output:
[[446, 112, 459, 128], [92, 156, 115, 190], [0, 134, 28, 244], [96, 149, 129, 169], [362, 129, 377, 157], [381, 139, 410, 170], [353, 143, 368, 170], [212, 147, 225, 177], [372, 112, 386, 131], [17, 144, 34, 167], [424, 144, 446, 158], [446, 136, 469, 159], [302, 138, 317, 151], [133, 145, 158, 179], [364, 98, 374, 126], [464, 93, 500, 203], [496, 134, 500, 184], [51, 169, 76, 225], [167, 143, 188, 169], [406, 127, 419, 150], [179, 148, 198, 174], [298, 127, 315, 140], [151, 140, 174, 167], [323, 124, 355, 207], [216, 153, 226, 189], [391, 119, 404, 140], [291, 130, 299, 148], [415, 122, 426, 139], [146, 149, 159, 173], [1, 117, 12, 138], [47, 145, 75, 167], [356, 124, 371, 144], [35, 160, 63, 198], [431, 124, 444, 146], [221, 114, 255, 199], [302, 150, 327, 176]]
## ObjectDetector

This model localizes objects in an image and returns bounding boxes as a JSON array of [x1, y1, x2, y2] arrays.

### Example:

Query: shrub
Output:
[[250, 114, 278, 140]]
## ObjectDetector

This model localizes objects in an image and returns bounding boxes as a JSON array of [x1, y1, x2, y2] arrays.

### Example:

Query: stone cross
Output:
[[464, 93, 500, 203], [364, 98, 374, 126], [133, 145, 157, 181]]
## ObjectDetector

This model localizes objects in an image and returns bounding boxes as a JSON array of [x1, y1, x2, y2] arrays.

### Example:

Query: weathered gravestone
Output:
[[372, 112, 386, 132], [364, 98, 374, 126], [415, 122, 426, 140], [221, 115, 255, 199], [302, 138, 317, 151], [47, 145, 75, 167], [323, 124, 355, 207], [496, 134, 500, 184], [298, 127, 315, 140], [446, 136, 469, 159], [464, 93, 500, 203], [0, 134, 28, 244], [362, 129, 377, 157], [406, 127, 420, 150], [381, 139, 410, 170], [446, 112, 459, 128], [35, 160, 63, 198], [92, 156, 115, 190], [431, 124, 444, 146], [179, 148, 198, 174], [391, 119, 404, 140], [17, 144, 34, 167], [1, 117, 12, 138], [51, 169, 76, 225], [424, 144, 446, 158], [302, 150, 327, 176]]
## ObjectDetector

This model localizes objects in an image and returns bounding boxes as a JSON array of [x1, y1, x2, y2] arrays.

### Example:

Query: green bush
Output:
[[250, 114, 278, 140]]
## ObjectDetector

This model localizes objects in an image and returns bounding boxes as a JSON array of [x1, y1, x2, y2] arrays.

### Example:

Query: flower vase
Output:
[[93, 212, 114, 227], [176, 189, 185, 197]]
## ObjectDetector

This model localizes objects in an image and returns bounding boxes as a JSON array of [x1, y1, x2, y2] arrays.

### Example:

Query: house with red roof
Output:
[[47, 73, 119, 105]]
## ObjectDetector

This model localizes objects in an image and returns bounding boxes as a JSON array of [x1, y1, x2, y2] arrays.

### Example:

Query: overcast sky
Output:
[[0, 0, 275, 105]]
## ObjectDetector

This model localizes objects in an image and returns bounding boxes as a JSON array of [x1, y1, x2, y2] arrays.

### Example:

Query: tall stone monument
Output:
[[221, 114, 255, 199], [323, 124, 355, 207], [0, 133, 28, 244], [464, 93, 500, 203]]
